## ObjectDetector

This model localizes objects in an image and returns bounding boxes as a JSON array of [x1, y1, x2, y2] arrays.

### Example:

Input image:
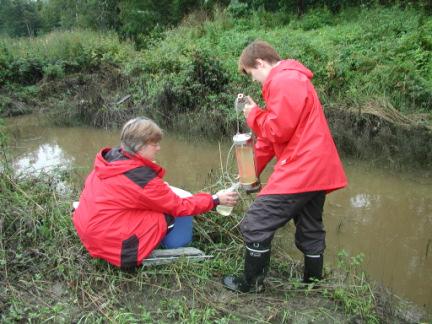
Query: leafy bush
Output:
[[2, 6, 432, 143], [0, 95, 12, 115], [43, 63, 65, 80], [8, 57, 44, 85], [145, 49, 233, 135], [226, 0, 251, 18], [0, 42, 13, 85], [295, 7, 334, 30], [251, 9, 291, 28], [0, 30, 137, 85]]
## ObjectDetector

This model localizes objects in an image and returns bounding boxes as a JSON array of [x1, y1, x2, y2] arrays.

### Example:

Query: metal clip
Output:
[[235, 93, 248, 113]]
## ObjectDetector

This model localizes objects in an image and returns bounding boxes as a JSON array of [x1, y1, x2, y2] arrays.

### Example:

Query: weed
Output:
[[1, 5, 432, 321], [1, 7, 431, 166], [331, 250, 379, 323], [1, 125, 426, 322]]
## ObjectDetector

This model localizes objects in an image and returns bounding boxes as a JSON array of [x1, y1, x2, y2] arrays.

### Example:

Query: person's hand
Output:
[[216, 190, 239, 207], [243, 96, 257, 118]]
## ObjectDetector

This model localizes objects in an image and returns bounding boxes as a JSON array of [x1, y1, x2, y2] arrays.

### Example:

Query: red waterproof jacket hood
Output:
[[267, 59, 314, 81], [94, 147, 165, 180], [247, 59, 347, 195]]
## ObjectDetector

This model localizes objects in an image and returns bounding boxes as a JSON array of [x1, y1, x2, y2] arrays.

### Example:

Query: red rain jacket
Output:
[[247, 60, 347, 195], [73, 147, 214, 268]]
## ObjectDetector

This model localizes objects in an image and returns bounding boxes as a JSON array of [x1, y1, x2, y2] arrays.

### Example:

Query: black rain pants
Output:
[[240, 191, 326, 255]]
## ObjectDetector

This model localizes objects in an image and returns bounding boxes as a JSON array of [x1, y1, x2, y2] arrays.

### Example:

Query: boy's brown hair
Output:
[[238, 40, 281, 74]]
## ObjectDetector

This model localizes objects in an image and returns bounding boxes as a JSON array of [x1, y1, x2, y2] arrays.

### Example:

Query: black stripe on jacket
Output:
[[124, 167, 157, 188], [105, 148, 158, 188]]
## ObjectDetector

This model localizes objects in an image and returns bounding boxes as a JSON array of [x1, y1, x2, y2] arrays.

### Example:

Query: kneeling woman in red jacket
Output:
[[73, 117, 238, 270]]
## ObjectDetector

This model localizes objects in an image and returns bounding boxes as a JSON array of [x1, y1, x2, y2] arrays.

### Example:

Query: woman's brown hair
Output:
[[120, 117, 163, 153]]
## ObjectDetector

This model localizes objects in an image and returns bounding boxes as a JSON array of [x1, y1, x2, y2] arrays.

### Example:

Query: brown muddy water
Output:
[[5, 115, 432, 315]]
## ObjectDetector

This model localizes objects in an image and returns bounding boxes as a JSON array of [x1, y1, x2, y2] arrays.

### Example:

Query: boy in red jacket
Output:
[[223, 40, 347, 292]]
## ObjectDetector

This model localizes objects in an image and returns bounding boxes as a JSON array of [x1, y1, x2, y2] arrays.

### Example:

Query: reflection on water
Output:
[[350, 193, 372, 209], [6, 115, 432, 316], [317, 165, 431, 315], [14, 143, 72, 174]]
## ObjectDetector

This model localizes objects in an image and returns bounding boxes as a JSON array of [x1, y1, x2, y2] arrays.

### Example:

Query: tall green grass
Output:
[[2, 6, 430, 115], [1, 7, 430, 116], [1, 119, 426, 322], [134, 6, 431, 116], [0, 30, 137, 85], [1, 6, 431, 166]]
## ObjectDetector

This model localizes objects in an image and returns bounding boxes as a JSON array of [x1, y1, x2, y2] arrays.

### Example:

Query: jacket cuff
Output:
[[246, 106, 260, 132], [212, 194, 220, 208]]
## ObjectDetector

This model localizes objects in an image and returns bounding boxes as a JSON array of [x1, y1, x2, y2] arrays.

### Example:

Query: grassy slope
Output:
[[1, 6, 431, 123], [1, 157, 425, 322], [3, 7, 430, 167], [137, 6, 431, 114], [1, 7, 432, 320]]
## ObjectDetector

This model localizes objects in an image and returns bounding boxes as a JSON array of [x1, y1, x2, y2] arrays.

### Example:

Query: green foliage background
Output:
[[2, 6, 430, 115], [1, 0, 431, 40], [0, 4, 431, 166], [1, 2, 431, 321]]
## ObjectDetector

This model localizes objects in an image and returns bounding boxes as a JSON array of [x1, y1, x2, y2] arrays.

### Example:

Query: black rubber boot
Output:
[[223, 242, 270, 293], [303, 254, 323, 283]]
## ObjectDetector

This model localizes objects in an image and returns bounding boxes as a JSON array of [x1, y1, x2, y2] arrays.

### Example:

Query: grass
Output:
[[1, 29, 136, 72], [1, 5, 432, 320], [1, 6, 431, 120], [0, 135, 426, 323], [1, 6, 431, 168]]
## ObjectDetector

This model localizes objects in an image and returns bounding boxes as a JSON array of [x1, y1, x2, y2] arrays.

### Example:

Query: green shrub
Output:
[[0, 30, 137, 85], [42, 63, 65, 80], [332, 250, 379, 323], [226, 0, 250, 18], [0, 95, 12, 115], [0, 42, 13, 85], [295, 7, 334, 31], [251, 9, 291, 28], [2, 6, 432, 138], [9, 57, 44, 85], [145, 49, 233, 135]]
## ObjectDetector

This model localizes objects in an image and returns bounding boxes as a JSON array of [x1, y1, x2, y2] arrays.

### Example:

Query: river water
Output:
[[5, 115, 432, 315]]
